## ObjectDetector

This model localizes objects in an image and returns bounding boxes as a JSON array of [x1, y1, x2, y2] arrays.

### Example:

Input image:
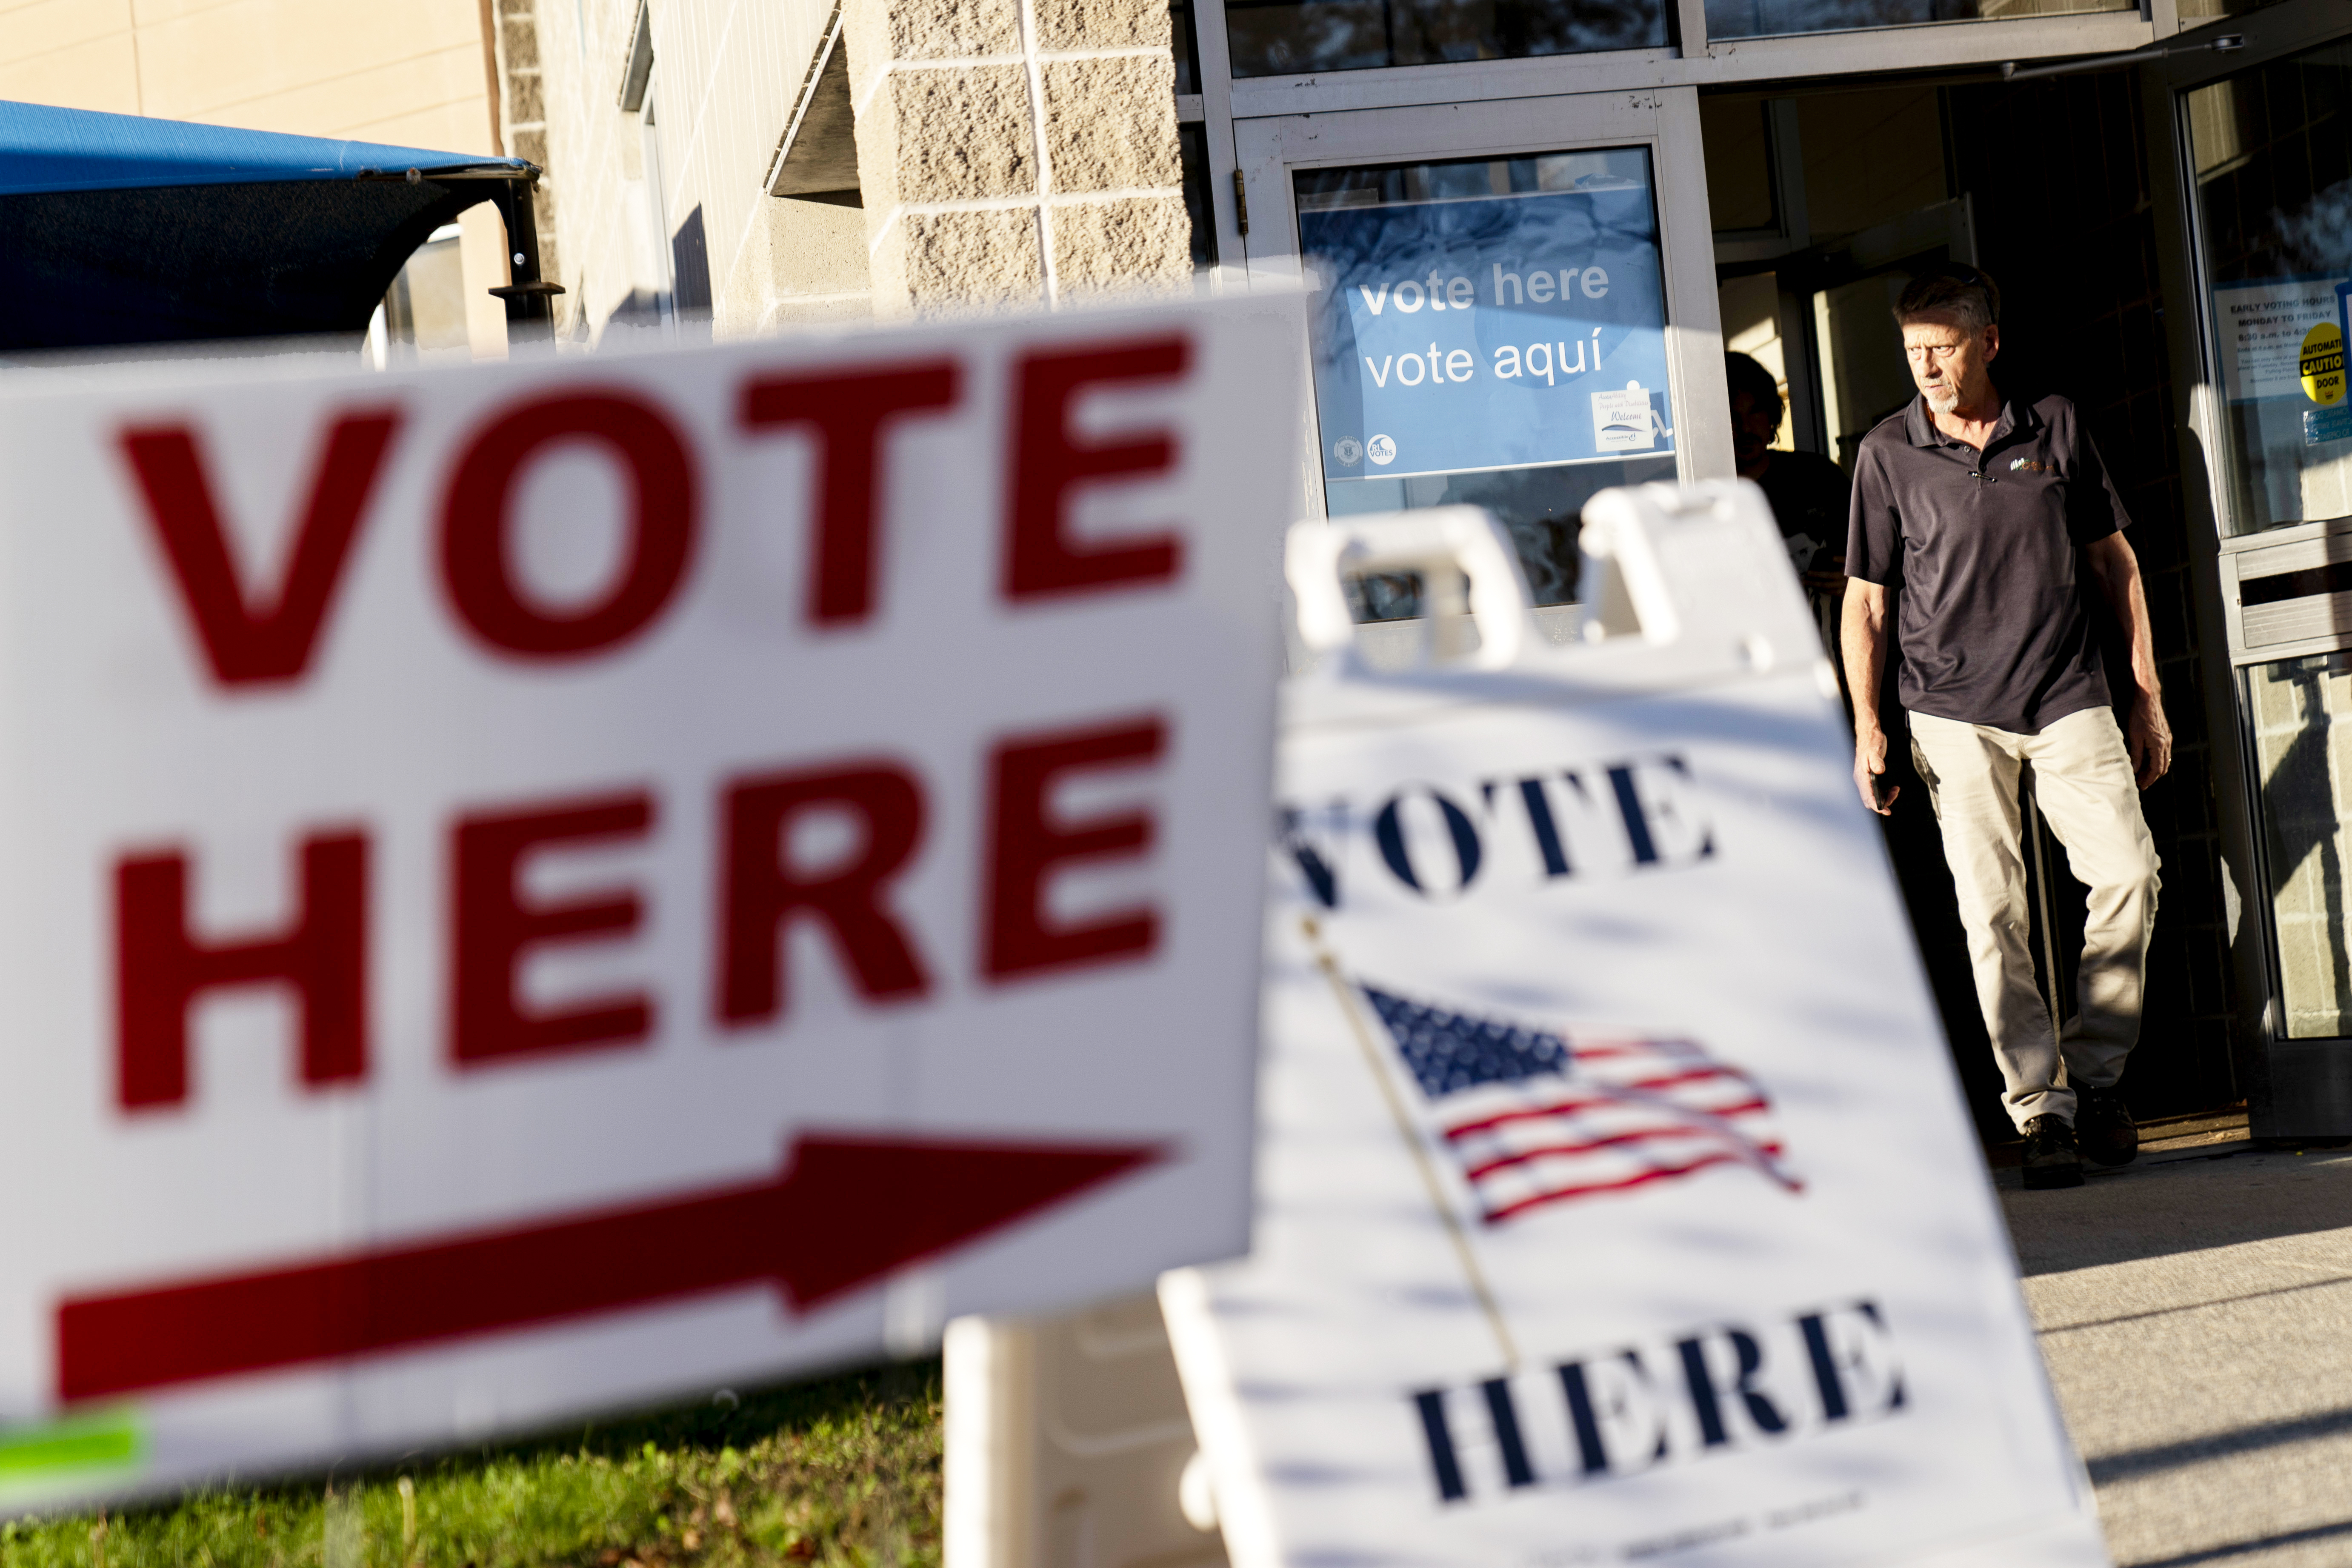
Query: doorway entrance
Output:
[[1217, 0, 2352, 1143], [1697, 65, 2250, 1140]]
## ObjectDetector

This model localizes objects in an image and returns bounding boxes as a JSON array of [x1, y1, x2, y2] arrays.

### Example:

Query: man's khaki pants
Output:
[[1909, 707, 2161, 1131]]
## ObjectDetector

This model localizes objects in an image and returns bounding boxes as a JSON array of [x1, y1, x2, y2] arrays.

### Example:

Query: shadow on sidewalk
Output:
[[2089, 1403, 2352, 1486], [2123, 1516, 2352, 1568], [1998, 1140, 2352, 1277]]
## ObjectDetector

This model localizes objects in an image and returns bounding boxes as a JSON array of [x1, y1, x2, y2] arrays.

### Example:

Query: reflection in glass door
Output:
[[2179, 23, 2352, 1048], [2187, 38, 2352, 539], [2248, 651, 2352, 1037]]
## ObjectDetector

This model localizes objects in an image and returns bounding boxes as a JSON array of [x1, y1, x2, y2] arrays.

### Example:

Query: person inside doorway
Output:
[[1727, 351, 1849, 648], [1841, 264, 2169, 1192]]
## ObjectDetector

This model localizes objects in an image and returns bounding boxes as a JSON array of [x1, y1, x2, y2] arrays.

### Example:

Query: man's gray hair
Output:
[[1894, 268, 2001, 334]]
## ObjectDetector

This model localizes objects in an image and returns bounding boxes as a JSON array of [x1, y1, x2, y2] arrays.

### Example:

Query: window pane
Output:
[[2180, 0, 2302, 22], [1706, 0, 2126, 43], [1225, 0, 1664, 79], [1297, 149, 1678, 608], [1171, 0, 1201, 93], [2190, 41, 2352, 536], [1178, 123, 1218, 278], [1815, 269, 1920, 469], [1699, 97, 1777, 232]]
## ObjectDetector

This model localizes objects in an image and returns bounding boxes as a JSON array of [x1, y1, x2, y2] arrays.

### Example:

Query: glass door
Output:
[[1234, 91, 1732, 611], [2161, 0, 2352, 1131]]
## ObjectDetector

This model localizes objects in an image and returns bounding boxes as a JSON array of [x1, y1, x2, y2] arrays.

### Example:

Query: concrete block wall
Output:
[[843, 0, 1190, 311]]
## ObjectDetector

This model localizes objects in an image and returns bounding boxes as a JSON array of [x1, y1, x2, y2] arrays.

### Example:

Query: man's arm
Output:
[[2084, 532, 2172, 788], [1843, 579, 1898, 815]]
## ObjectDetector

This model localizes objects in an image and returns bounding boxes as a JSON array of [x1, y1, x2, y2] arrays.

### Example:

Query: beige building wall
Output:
[[0, 0, 502, 153], [529, 0, 1190, 340], [532, 0, 874, 340]]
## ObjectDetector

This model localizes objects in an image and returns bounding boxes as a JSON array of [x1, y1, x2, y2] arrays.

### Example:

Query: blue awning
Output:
[[0, 99, 538, 353], [0, 98, 530, 196]]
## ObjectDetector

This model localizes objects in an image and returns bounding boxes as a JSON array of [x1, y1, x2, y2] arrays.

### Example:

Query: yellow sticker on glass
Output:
[[2302, 320, 2345, 406]]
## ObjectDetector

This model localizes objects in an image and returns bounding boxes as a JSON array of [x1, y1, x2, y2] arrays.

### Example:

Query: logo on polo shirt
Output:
[[2009, 457, 2050, 473]]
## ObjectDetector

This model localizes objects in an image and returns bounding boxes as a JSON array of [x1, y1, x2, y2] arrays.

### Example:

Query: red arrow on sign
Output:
[[57, 1133, 1161, 1402]]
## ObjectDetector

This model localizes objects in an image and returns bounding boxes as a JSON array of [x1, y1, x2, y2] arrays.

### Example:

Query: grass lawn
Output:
[[0, 1361, 942, 1568]]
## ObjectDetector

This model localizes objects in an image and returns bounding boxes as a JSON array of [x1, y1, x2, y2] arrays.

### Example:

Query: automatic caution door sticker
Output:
[[2300, 319, 2343, 405]]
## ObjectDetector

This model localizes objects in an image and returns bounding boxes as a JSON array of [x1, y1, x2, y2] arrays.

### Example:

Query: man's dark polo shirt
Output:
[[1846, 391, 2127, 734]]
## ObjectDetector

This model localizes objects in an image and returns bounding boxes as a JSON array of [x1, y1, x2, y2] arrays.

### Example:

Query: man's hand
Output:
[[2084, 535, 2171, 789], [2129, 690, 2172, 789], [1842, 580, 1897, 815], [1855, 725, 1899, 815]]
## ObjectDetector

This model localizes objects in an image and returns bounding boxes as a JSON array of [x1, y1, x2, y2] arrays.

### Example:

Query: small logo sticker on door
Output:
[[1592, 385, 1656, 453], [1335, 438, 1363, 466], [1366, 435, 1397, 466]]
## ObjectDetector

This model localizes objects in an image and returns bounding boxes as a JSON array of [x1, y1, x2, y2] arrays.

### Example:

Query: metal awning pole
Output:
[[486, 174, 563, 341]]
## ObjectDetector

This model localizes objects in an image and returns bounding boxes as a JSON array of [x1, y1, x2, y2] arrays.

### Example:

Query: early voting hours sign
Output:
[[1303, 159, 1675, 485], [1164, 494, 2106, 1567], [0, 296, 1301, 1506], [2211, 273, 2352, 446]]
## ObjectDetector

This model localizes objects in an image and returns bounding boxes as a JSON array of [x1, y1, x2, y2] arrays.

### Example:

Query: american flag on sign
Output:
[[1361, 985, 1801, 1224]]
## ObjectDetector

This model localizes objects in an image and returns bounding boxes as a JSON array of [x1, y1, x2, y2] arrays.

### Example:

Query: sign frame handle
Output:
[[1284, 508, 1533, 674]]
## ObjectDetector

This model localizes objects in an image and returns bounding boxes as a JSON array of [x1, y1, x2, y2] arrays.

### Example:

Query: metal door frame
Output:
[[1233, 89, 1736, 526], [2149, 0, 2352, 1134]]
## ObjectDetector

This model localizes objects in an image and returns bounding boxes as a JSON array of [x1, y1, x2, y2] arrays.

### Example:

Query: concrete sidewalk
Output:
[[2000, 1123, 2352, 1568]]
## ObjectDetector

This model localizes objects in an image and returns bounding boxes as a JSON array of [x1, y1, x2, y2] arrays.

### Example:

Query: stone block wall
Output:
[[844, 0, 1191, 312]]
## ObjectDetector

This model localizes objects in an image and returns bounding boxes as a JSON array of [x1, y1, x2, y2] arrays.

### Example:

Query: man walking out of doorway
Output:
[[1842, 266, 2169, 1191]]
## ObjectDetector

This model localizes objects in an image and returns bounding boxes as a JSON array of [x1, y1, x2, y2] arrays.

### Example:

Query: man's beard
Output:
[[1923, 384, 1960, 412]]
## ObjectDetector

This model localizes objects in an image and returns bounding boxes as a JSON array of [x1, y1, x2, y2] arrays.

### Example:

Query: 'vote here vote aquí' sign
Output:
[[1301, 168, 1675, 484]]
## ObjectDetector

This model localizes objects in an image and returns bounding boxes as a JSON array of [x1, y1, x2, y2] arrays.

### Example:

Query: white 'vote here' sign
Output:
[[0, 295, 1303, 1506]]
